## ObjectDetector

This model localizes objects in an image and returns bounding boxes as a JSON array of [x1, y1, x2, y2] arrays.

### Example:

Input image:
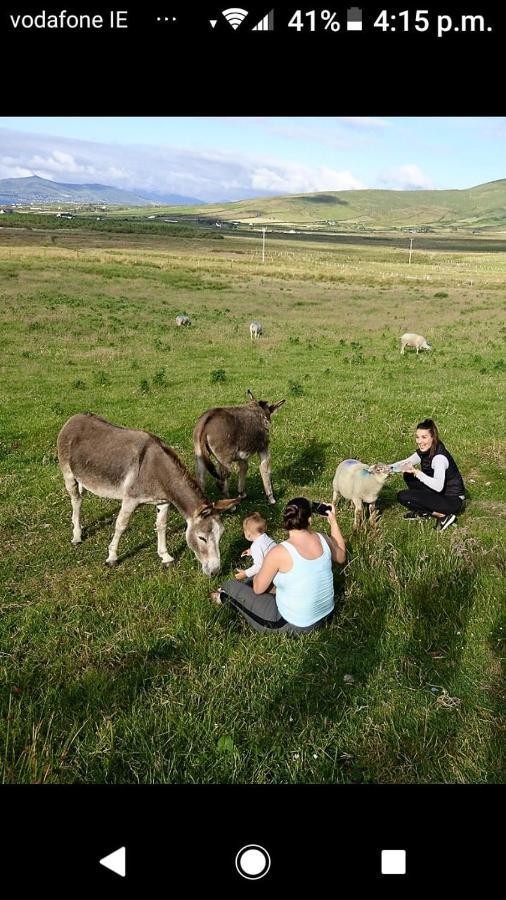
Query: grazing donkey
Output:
[[57, 413, 238, 573], [250, 321, 262, 341], [193, 390, 286, 504]]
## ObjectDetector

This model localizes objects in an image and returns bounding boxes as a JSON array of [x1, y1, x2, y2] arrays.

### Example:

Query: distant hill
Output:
[[132, 188, 204, 206], [169, 179, 506, 230], [0, 176, 202, 207]]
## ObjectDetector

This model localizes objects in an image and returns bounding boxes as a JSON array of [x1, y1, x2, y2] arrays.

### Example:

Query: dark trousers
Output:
[[219, 578, 333, 635], [397, 474, 464, 515]]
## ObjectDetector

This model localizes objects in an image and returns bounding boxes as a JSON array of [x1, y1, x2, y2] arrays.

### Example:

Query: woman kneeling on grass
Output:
[[390, 418, 466, 531], [211, 498, 346, 634]]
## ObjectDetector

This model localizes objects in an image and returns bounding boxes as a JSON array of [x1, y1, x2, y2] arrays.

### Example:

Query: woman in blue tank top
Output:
[[212, 498, 346, 634]]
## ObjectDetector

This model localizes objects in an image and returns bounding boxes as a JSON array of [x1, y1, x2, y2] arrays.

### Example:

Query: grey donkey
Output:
[[193, 390, 286, 504], [57, 413, 238, 573]]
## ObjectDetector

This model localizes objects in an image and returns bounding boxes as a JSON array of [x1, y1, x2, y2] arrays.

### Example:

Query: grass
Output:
[[0, 226, 504, 784]]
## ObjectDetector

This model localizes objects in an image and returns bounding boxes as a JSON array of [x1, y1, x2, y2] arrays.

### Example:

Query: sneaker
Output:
[[439, 513, 456, 532], [404, 510, 430, 520]]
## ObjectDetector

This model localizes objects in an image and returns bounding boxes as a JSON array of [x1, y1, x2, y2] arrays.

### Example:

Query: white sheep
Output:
[[332, 459, 391, 528], [250, 321, 262, 340], [176, 314, 191, 327], [400, 332, 432, 355]]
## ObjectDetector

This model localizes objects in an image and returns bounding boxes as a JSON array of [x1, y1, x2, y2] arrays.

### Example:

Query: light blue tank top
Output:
[[273, 533, 334, 627]]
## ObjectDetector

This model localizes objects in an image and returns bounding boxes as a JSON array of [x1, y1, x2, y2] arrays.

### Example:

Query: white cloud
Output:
[[378, 164, 435, 190], [0, 127, 365, 201], [29, 149, 97, 175], [250, 164, 365, 194]]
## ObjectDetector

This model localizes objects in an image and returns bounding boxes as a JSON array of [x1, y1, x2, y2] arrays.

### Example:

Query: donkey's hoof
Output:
[[105, 559, 118, 568], [162, 560, 174, 569], [268, 497, 276, 505], [71, 538, 82, 545], [238, 492, 247, 500]]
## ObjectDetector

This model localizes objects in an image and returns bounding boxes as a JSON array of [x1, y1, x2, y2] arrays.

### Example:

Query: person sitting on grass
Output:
[[390, 418, 466, 531], [211, 497, 346, 634], [234, 512, 277, 581]]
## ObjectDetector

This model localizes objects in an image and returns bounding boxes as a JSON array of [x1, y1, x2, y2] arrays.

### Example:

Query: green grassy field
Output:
[[1, 226, 504, 784]]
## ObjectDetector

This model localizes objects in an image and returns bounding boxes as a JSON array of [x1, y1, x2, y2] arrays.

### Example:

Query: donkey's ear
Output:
[[195, 503, 214, 519], [269, 398, 286, 415], [247, 389, 257, 402], [213, 497, 241, 512]]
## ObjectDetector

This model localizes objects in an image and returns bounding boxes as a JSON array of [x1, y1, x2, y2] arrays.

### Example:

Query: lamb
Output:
[[332, 459, 392, 528], [176, 314, 191, 327], [250, 321, 262, 340], [400, 332, 432, 355]]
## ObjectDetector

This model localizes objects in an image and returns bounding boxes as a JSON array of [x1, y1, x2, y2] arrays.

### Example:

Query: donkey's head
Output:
[[186, 498, 239, 576], [247, 389, 286, 420]]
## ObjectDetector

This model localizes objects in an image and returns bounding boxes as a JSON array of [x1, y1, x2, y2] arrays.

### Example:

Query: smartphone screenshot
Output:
[[1, 2, 503, 892]]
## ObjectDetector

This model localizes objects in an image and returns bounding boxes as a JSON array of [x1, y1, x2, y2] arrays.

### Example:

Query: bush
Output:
[[152, 368, 167, 386]]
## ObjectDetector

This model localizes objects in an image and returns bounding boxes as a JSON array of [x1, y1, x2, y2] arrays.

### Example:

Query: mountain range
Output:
[[0, 176, 202, 207], [2, 176, 506, 229]]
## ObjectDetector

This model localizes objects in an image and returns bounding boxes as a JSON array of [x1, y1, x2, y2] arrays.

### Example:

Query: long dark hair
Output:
[[416, 418, 439, 459], [283, 497, 312, 531]]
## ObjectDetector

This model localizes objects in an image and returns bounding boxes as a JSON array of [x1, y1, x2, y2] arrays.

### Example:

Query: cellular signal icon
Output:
[[252, 9, 274, 31], [222, 8, 249, 29]]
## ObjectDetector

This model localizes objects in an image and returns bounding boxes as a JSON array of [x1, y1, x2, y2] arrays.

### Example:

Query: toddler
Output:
[[235, 512, 276, 580]]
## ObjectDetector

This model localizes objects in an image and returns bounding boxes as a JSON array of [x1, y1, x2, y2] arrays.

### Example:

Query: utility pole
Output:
[[408, 237, 414, 265], [262, 227, 266, 263]]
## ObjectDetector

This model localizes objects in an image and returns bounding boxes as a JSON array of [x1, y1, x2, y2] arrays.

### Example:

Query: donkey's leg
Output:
[[106, 498, 138, 567], [332, 487, 340, 505], [155, 503, 173, 566], [259, 450, 275, 504], [195, 455, 207, 491], [237, 459, 249, 498], [369, 502, 379, 528], [63, 472, 83, 544], [217, 461, 231, 496]]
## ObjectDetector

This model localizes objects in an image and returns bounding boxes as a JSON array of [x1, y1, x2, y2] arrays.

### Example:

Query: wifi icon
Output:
[[222, 7, 248, 29]]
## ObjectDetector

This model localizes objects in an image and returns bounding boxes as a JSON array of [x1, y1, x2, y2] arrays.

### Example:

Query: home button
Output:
[[235, 844, 271, 880]]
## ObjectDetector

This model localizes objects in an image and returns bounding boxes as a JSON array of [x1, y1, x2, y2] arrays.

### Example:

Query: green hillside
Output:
[[160, 179, 506, 230]]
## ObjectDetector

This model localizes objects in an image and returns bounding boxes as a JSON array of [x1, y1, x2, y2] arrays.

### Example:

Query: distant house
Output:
[[0, 207, 15, 214], [57, 212, 74, 219]]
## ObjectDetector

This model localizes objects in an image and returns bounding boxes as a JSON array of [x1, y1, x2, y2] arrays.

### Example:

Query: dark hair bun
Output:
[[283, 497, 312, 531]]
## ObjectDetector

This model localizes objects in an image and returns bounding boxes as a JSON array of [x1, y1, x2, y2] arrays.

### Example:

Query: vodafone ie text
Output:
[[8, 9, 129, 30]]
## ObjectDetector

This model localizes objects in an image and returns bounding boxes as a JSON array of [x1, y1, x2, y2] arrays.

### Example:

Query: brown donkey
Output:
[[193, 390, 286, 504], [57, 413, 238, 573]]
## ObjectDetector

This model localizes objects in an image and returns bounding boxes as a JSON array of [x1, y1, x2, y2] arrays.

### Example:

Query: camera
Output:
[[311, 501, 332, 516]]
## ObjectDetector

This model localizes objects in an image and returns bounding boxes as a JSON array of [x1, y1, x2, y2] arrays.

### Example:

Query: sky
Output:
[[0, 117, 505, 202]]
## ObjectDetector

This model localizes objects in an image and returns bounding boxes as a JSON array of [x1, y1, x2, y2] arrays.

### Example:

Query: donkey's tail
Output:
[[193, 413, 220, 483]]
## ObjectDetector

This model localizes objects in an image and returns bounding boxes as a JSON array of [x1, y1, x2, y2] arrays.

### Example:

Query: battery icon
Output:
[[347, 7, 363, 30]]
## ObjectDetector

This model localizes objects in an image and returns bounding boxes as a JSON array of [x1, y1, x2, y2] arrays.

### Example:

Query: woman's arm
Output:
[[410, 454, 448, 492], [323, 505, 346, 564], [252, 545, 285, 594], [390, 451, 421, 473]]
